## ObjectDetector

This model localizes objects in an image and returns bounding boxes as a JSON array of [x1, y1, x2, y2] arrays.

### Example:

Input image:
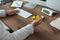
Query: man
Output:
[[0, 9, 44, 40]]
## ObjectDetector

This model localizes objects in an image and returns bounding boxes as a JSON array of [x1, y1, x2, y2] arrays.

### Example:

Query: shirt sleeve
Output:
[[0, 9, 6, 17], [0, 20, 34, 40], [12, 24, 34, 40], [0, 20, 10, 40]]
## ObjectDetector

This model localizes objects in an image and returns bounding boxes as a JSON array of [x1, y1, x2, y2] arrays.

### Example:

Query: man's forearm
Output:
[[11, 24, 34, 40]]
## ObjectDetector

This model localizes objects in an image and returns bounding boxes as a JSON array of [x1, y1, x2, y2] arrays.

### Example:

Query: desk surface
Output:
[[0, 3, 60, 40]]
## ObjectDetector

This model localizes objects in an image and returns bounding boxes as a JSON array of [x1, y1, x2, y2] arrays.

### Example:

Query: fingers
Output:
[[6, 10, 19, 15], [8, 10, 19, 14], [31, 16, 44, 27], [11, 10, 19, 14]]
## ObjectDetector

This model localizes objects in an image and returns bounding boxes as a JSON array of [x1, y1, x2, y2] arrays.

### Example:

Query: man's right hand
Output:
[[31, 16, 44, 27]]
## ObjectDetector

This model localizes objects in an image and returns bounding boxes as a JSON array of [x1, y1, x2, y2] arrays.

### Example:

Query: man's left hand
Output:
[[6, 9, 19, 15]]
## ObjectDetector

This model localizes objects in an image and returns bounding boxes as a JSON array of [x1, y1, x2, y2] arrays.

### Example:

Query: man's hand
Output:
[[6, 9, 19, 15], [31, 16, 44, 27]]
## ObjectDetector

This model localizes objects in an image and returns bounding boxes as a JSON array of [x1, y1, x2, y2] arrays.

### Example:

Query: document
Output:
[[24, 3, 37, 8], [16, 8, 32, 18], [24, 0, 46, 6], [50, 17, 60, 30], [11, 1, 23, 7]]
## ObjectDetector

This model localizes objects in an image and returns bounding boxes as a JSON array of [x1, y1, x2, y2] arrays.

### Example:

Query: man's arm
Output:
[[11, 24, 34, 40], [11, 16, 44, 40]]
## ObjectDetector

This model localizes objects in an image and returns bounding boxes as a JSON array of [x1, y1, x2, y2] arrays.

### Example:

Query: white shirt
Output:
[[0, 10, 34, 40]]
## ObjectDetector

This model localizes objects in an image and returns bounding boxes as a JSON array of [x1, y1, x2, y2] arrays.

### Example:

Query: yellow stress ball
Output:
[[32, 15, 41, 21]]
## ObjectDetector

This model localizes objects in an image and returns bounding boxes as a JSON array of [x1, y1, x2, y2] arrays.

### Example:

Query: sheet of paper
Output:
[[24, 3, 37, 8], [50, 17, 60, 30], [25, 0, 40, 3], [24, 0, 46, 6], [16, 8, 32, 18], [11, 1, 23, 7]]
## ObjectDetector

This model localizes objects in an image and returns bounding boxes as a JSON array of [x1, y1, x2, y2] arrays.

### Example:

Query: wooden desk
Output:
[[0, 3, 60, 40]]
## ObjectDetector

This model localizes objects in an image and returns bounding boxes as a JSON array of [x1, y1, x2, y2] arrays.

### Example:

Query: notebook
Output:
[[50, 17, 60, 30], [15, 8, 32, 18], [11, 1, 23, 7]]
